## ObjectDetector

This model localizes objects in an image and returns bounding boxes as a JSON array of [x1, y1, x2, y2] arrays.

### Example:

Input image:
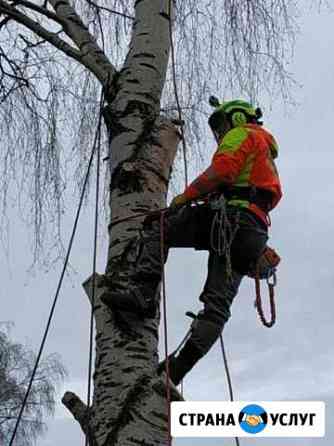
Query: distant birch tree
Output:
[[0, 325, 66, 445]]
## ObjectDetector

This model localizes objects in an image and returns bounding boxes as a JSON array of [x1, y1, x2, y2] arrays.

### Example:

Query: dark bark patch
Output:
[[131, 408, 164, 429], [122, 366, 137, 373], [159, 12, 171, 21], [139, 63, 159, 73], [151, 410, 168, 423], [54, 0, 68, 9], [133, 52, 155, 59], [129, 354, 149, 361], [140, 160, 169, 186], [100, 380, 120, 389], [128, 438, 156, 446], [103, 375, 151, 445], [112, 339, 129, 349], [125, 346, 146, 353], [121, 99, 153, 118], [116, 169, 144, 194]]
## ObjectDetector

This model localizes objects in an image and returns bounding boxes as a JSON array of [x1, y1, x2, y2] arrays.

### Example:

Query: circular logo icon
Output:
[[239, 404, 268, 434]]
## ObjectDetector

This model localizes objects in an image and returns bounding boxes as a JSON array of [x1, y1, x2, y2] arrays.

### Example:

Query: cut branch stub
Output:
[[62, 391, 90, 433]]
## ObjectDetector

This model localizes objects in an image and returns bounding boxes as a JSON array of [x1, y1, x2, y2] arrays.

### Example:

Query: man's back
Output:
[[183, 123, 282, 224]]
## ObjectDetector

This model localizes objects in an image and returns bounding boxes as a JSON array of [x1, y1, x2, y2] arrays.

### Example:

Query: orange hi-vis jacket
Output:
[[183, 124, 283, 225]]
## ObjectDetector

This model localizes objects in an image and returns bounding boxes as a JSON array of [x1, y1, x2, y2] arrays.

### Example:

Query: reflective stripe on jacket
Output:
[[183, 124, 283, 225]]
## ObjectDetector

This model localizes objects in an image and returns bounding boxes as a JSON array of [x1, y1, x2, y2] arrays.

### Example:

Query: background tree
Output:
[[0, 324, 66, 446], [0, 0, 298, 444]]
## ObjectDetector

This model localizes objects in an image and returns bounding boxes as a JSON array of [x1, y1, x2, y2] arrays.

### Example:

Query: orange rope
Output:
[[255, 268, 276, 328]]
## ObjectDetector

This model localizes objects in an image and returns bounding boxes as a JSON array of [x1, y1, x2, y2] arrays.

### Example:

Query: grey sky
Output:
[[2, 5, 334, 446]]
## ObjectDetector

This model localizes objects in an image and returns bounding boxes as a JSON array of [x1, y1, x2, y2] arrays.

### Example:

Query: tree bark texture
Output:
[[63, 1, 183, 445]]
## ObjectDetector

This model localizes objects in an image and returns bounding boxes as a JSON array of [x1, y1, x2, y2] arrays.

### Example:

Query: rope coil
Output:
[[210, 195, 240, 280]]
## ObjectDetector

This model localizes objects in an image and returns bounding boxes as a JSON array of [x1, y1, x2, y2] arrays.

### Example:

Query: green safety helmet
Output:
[[208, 97, 263, 136]]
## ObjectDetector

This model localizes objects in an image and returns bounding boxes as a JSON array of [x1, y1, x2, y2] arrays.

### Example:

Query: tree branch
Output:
[[48, 0, 116, 92], [62, 392, 98, 446], [0, 0, 117, 93], [14, 0, 63, 25], [86, 0, 134, 21], [0, 0, 82, 61], [62, 392, 93, 439], [82, 272, 104, 307], [0, 15, 11, 28]]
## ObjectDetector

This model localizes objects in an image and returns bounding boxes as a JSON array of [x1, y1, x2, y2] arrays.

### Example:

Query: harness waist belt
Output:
[[218, 186, 273, 213]]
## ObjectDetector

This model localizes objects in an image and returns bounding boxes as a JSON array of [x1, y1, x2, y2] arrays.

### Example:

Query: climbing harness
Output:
[[209, 191, 280, 328]]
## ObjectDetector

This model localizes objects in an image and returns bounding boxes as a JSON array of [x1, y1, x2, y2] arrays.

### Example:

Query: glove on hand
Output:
[[169, 193, 189, 209], [248, 246, 281, 280]]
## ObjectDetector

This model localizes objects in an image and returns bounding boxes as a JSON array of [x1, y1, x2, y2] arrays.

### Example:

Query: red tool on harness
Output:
[[249, 246, 281, 328]]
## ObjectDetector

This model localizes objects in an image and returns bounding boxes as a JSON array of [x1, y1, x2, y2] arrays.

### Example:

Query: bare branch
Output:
[[48, 0, 116, 91], [13, 0, 63, 25], [0, 0, 82, 60], [86, 0, 134, 21], [62, 392, 89, 431], [0, 0, 117, 90], [0, 15, 11, 28]]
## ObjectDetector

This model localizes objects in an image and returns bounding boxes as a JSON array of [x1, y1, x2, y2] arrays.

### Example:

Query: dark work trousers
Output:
[[135, 203, 268, 355]]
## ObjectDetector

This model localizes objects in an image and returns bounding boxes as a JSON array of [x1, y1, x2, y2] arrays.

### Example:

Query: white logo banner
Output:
[[171, 401, 325, 437]]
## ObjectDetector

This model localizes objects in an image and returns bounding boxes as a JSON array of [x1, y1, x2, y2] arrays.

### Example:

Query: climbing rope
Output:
[[219, 335, 241, 446], [168, 0, 188, 188], [8, 93, 105, 446], [210, 194, 240, 280], [85, 90, 104, 446], [160, 211, 172, 446]]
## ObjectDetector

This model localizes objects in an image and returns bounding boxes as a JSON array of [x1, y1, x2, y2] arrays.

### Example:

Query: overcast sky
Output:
[[2, 5, 334, 446]]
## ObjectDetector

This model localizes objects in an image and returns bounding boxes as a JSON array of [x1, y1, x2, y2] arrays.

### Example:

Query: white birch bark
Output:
[[63, 1, 183, 445]]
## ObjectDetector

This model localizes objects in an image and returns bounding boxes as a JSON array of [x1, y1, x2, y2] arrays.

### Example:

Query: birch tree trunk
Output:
[[62, 1, 183, 445]]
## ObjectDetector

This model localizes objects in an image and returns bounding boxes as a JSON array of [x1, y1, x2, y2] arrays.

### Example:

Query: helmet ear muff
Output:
[[230, 111, 247, 127], [208, 110, 228, 134]]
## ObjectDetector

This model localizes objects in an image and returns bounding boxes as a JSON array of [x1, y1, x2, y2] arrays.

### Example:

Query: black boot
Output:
[[158, 340, 203, 386]]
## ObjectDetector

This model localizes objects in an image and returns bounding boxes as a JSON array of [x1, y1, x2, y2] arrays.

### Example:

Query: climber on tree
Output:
[[101, 98, 282, 386]]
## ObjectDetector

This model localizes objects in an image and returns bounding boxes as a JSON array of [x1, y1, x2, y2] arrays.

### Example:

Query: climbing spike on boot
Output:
[[158, 341, 203, 386]]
